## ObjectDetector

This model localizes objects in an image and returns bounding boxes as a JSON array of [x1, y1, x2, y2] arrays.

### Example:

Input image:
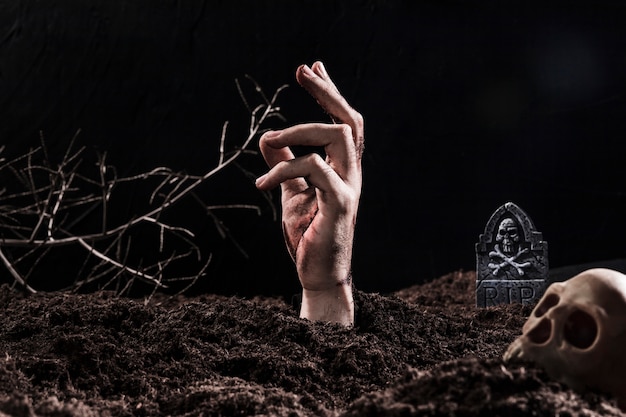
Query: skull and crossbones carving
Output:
[[488, 218, 531, 276]]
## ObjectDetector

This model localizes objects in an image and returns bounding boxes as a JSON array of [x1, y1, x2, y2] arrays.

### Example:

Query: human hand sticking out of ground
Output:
[[255, 62, 364, 326]]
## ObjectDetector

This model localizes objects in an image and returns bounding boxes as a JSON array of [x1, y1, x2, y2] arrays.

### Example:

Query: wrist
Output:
[[300, 283, 354, 326]]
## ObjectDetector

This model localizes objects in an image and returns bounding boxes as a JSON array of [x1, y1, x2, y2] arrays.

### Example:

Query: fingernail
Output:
[[263, 130, 282, 139], [301, 64, 316, 78], [255, 173, 267, 187], [316, 61, 329, 78]]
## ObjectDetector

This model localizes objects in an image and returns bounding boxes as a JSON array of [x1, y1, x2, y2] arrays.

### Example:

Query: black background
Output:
[[1, 0, 625, 297]]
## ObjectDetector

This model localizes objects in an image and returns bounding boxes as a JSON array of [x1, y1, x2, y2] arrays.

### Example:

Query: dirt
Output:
[[0, 271, 623, 416]]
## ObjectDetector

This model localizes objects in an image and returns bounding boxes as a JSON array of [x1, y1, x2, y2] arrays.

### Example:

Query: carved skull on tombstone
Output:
[[504, 268, 626, 409], [496, 218, 520, 255], [476, 202, 548, 306]]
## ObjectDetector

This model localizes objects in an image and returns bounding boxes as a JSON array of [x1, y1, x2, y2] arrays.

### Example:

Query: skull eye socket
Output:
[[527, 318, 552, 344], [564, 309, 598, 349], [534, 293, 560, 317]]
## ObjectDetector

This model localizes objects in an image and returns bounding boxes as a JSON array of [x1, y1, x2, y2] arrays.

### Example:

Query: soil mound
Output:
[[0, 271, 622, 416]]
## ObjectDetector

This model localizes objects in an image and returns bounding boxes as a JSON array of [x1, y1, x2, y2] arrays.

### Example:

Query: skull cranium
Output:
[[496, 218, 520, 254], [504, 268, 626, 408]]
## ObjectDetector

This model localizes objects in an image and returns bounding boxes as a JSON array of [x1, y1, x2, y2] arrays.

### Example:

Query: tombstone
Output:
[[475, 202, 548, 307]]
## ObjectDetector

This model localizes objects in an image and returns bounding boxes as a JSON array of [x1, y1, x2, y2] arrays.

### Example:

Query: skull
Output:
[[496, 218, 520, 254], [504, 268, 626, 408]]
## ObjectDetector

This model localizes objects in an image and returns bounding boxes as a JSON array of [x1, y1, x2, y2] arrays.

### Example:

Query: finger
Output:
[[258, 130, 308, 197], [255, 153, 350, 207], [296, 62, 365, 161], [259, 130, 296, 168], [261, 123, 359, 186]]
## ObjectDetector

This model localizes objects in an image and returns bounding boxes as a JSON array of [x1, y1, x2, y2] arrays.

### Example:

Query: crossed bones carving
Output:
[[488, 244, 531, 276]]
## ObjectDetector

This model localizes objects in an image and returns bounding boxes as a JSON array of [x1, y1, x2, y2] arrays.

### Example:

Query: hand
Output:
[[255, 62, 364, 326]]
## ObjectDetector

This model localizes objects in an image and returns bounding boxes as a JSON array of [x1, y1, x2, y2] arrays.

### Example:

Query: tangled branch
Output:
[[0, 77, 286, 296]]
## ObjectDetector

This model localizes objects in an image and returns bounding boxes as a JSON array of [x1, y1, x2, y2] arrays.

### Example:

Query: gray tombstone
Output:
[[475, 202, 548, 307]]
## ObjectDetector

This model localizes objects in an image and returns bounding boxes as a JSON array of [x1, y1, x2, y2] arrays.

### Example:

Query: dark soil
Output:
[[1, 271, 623, 416]]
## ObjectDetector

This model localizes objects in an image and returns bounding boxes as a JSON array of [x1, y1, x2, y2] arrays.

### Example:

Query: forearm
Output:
[[296, 219, 356, 326]]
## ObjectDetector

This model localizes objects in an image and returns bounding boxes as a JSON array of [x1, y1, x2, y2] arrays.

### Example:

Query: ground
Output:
[[0, 271, 623, 416]]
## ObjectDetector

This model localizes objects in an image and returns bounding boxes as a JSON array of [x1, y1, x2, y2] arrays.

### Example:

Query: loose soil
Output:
[[0, 271, 623, 416]]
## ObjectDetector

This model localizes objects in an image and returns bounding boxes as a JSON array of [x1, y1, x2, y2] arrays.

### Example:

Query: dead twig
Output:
[[0, 77, 286, 294]]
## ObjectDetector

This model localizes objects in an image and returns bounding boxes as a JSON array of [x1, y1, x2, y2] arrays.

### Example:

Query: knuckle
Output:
[[351, 112, 364, 132], [304, 152, 325, 167], [336, 123, 353, 139], [305, 153, 336, 177], [351, 112, 365, 155]]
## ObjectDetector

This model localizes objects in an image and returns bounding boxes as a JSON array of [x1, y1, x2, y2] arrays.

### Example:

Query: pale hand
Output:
[[256, 62, 364, 326]]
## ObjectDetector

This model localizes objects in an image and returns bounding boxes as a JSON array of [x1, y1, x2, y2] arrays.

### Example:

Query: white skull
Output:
[[504, 268, 626, 409], [496, 218, 520, 254]]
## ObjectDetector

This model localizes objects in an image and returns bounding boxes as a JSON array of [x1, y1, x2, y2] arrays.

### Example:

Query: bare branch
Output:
[[219, 121, 229, 166], [0, 77, 287, 295], [0, 248, 36, 294], [76, 238, 167, 288]]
